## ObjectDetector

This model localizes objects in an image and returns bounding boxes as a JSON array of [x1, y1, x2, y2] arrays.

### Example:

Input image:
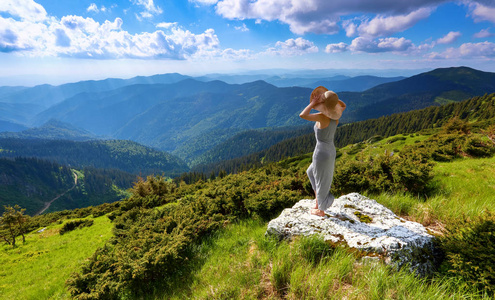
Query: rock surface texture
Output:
[[266, 193, 438, 276]]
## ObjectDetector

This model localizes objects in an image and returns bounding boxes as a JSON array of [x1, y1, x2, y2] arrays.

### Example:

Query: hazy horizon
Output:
[[1, 0, 494, 87], [0, 66, 433, 87]]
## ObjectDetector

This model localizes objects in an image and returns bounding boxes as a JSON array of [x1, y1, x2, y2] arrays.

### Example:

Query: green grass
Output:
[[340, 133, 429, 158], [160, 220, 487, 299], [2, 131, 494, 299], [0, 215, 112, 300], [338, 131, 495, 226], [373, 155, 495, 226]]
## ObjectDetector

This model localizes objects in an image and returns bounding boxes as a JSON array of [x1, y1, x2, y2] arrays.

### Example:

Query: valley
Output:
[[1, 67, 494, 299]]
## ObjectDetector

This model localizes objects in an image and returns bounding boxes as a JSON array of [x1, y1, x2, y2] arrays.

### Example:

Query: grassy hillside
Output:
[[0, 215, 113, 300], [2, 123, 493, 299]]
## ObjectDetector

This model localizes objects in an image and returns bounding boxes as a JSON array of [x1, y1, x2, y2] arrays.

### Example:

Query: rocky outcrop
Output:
[[266, 193, 439, 276]]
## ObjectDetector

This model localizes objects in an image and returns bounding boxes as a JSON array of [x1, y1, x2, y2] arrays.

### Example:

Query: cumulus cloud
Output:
[[351, 7, 434, 38], [265, 38, 318, 56], [430, 41, 495, 59], [205, 0, 445, 35], [468, 2, 495, 23], [325, 42, 348, 53], [349, 37, 414, 53], [436, 31, 461, 44], [474, 28, 494, 38], [0, 2, 220, 59], [87, 3, 99, 13], [0, 0, 47, 22], [131, 0, 163, 19], [156, 22, 178, 29], [342, 20, 358, 37]]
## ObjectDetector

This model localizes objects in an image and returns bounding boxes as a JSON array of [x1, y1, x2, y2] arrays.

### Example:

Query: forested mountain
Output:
[[341, 67, 495, 121], [0, 73, 191, 125], [0, 120, 28, 132], [1, 67, 494, 165], [0, 119, 97, 141], [0, 157, 137, 215], [30, 67, 495, 161], [32, 80, 310, 158], [0, 157, 74, 215], [192, 92, 495, 175], [189, 125, 313, 166], [0, 138, 188, 176], [0, 73, 191, 108]]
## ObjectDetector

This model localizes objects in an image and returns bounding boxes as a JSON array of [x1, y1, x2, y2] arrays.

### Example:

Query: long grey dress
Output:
[[306, 119, 337, 211]]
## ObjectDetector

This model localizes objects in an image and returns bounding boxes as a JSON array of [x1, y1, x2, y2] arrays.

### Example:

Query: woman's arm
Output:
[[299, 95, 326, 122]]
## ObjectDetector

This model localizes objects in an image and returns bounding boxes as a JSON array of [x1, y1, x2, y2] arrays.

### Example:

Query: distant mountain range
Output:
[[199, 74, 405, 91], [0, 119, 96, 141], [1, 66, 495, 168]]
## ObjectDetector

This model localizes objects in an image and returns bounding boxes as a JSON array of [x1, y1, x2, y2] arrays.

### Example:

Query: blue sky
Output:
[[1, 0, 495, 86]]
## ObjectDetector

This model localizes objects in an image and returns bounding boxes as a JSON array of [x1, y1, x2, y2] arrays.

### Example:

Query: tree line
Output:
[[0, 157, 138, 215], [192, 93, 495, 177], [0, 138, 188, 176]]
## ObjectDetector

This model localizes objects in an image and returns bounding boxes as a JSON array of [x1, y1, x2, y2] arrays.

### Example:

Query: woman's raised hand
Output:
[[310, 93, 324, 106]]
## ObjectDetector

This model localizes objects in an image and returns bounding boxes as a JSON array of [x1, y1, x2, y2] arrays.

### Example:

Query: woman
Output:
[[299, 86, 346, 217]]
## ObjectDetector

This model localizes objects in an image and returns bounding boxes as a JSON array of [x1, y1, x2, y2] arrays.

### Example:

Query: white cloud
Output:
[[234, 23, 249, 32], [131, 0, 163, 18], [207, 0, 445, 35], [0, 0, 47, 22], [430, 41, 495, 59], [350, 37, 414, 53], [436, 31, 461, 44], [474, 28, 493, 38], [218, 48, 252, 60], [342, 20, 358, 37], [354, 7, 434, 37], [468, 2, 495, 23], [190, 0, 220, 4], [325, 42, 348, 53], [87, 3, 99, 13], [265, 37, 318, 56], [0, 4, 220, 59], [156, 22, 178, 29]]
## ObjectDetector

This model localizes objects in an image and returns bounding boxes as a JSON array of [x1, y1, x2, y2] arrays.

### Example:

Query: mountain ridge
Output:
[[2, 66, 495, 165]]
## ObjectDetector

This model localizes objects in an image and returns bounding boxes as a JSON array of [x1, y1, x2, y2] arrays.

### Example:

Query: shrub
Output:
[[59, 219, 94, 235], [333, 150, 434, 196], [442, 117, 471, 134], [387, 136, 407, 144], [66, 196, 225, 299], [462, 136, 495, 158], [438, 211, 495, 295]]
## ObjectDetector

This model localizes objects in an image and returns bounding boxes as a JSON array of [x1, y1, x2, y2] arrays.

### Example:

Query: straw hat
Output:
[[310, 86, 346, 120]]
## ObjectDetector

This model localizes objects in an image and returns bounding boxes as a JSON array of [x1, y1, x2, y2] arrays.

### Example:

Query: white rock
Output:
[[266, 193, 438, 276]]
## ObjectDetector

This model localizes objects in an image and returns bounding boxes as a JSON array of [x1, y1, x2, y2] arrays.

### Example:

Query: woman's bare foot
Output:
[[310, 209, 325, 217]]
